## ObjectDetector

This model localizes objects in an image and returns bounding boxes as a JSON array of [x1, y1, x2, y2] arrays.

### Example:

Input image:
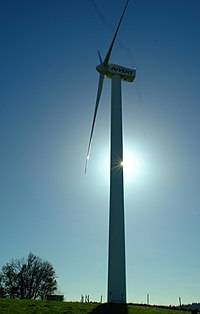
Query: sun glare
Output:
[[101, 147, 143, 183], [121, 151, 142, 182]]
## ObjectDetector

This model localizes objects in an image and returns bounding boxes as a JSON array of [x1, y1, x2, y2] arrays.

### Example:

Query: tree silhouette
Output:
[[0, 253, 57, 300]]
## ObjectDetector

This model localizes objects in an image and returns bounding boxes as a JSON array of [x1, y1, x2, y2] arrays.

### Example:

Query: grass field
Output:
[[0, 298, 189, 314]]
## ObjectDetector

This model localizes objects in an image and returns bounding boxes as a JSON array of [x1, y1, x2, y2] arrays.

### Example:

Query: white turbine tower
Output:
[[85, 0, 136, 303]]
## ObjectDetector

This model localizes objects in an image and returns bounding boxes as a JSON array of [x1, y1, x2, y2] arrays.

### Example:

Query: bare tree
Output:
[[0, 253, 57, 300]]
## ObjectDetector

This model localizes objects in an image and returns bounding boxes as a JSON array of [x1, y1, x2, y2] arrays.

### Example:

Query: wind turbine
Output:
[[85, 0, 136, 303]]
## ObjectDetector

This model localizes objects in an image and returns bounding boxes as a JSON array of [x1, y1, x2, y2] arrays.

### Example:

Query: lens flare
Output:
[[122, 152, 142, 182], [101, 147, 143, 183]]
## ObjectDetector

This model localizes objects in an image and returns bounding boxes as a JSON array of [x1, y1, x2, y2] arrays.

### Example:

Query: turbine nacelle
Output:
[[96, 63, 136, 83]]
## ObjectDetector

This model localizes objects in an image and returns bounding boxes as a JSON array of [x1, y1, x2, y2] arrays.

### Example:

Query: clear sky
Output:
[[1, 0, 200, 306]]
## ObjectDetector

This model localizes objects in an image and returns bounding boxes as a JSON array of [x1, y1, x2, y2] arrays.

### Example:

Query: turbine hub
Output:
[[96, 64, 108, 75]]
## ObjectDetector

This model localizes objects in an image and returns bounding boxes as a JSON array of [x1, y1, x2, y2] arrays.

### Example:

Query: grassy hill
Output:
[[0, 298, 189, 314]]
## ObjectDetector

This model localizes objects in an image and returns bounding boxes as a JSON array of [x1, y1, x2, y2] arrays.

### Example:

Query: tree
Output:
[[0, 273, 6, 298], [0, 253, 57, 300]]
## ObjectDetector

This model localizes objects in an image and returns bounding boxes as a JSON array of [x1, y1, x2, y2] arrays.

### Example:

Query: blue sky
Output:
[[1, 0, 200, 306]]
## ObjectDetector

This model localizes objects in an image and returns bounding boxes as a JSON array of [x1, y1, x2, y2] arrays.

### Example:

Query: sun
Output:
[[121, 150, 142, 182], [101, 146, 143, 183]]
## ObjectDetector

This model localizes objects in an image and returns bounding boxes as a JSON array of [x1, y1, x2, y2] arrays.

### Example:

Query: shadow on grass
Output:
[[90, 303, 128, 314]]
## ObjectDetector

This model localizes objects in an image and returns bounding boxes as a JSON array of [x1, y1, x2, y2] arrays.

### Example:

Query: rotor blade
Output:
[[98, 50, 103, 64], [103, 0, 129, 67], [85, 74, 104, 173]]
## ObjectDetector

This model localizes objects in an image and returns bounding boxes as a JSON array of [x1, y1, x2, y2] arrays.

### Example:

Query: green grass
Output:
[[0, 298, 188, 314]]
